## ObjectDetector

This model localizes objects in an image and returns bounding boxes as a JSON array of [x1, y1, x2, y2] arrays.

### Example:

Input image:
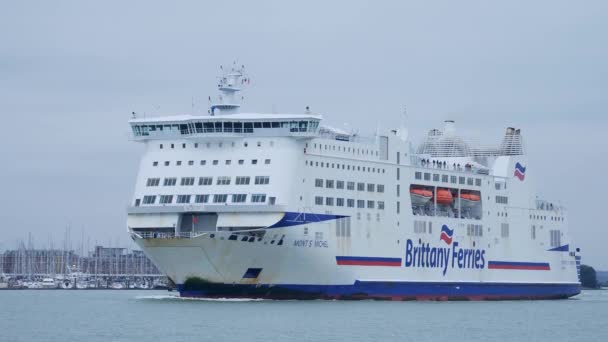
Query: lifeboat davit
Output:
[[410, 188, 433, 205], [458, 193, 481, 208], [435, 189, 453, 205]]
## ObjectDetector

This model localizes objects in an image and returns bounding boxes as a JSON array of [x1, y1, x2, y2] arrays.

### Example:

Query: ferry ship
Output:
[[127, 65, 581, 300]]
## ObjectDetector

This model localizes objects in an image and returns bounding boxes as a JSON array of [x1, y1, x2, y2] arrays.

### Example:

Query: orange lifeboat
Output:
[[458, 192, 480, 208], [435, 189, 453, 205], [410, 188, 433, 205]]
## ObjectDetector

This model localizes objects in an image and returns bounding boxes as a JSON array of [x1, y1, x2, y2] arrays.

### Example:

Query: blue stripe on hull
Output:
[[177, 281, 581, 300]]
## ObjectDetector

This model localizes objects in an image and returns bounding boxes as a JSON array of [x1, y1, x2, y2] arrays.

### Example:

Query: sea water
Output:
[[1, 290, 607, 342]]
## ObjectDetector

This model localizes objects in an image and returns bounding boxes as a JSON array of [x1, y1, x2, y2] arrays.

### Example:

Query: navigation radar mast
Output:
[[209, 62, 250, 116]]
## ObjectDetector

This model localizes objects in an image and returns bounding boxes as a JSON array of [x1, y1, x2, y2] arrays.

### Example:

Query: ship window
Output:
[[367, 200, 375, 209], [238, 159, 244, 165], [466, 224, 483, 237], [146, 178, 160, 187], [433, 174, 440, 182], [134, 198, 141, 206], [531, 225, 536, 239], [176, 161, 182, 166], [459, 176, 465, 184], [236, 176, 251, 185], [315, 196, 323, 205], [244, 122, 253, 132], [160, 144, 163, 149], [232, 194, 247, 203], [180, 177, 195, 186], [377, 184, 384, 193], [254, 122, 262, 128], [252, 194, 266, 203], [225, 160, 231, 165], [182, 143, 186, 149], [414, 221, 427, 233], [217, 176, 231, 185], [367, 184, 375, 192], [159, 195, 173, 204], [315, 179, 323, 187], [442, 175, 448, 183], [357, 200, 365, 208], [171, 144, 174, 149], [263, 122, 271, 128], [188, 160, 194, 166], [214, 122, 223, 132], [347, 182, 355, 190], [224, 122, 233, 132], [194, 143, 199, 148], [142, 195, 156, 205], [200, 160, 206, 166], [424, 173, 431, 181], [265, 159, 271, 164], [199, 177, 212, 185], [234, 122, 242, 132], [195, 194, 209, 203], [336, 198, 345, 206], [272, 122, 280, 128], [325, 197, 334, 206], [501, 223, 509, 238], [213, 194, 228, 203], [357, 182, 365, 191], [255, 176, 270, 185], [213, 160, 218, 165], [550, 230, 561, 247], [415, 172, 422, 180], [163, 178, 177, 186], [378, 201, 385, 210], [153, 161, 158, 167], [252, 159, 258, 165], [475, 178, 482, 186], [451, 175, 457, 184], [347, 199, 355, 208], [336, 180, 345, 189], [164, 161, 170, 166], [467, 178, 474, 185], [326, 180, 334, 188], [177, 195, 191, 204]]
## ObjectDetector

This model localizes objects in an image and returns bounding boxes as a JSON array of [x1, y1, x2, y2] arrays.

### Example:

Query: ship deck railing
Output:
[[131, 231, 206, 239]]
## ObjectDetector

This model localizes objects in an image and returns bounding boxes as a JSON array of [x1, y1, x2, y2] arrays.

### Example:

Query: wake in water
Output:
[[135, 294, 266, 302]]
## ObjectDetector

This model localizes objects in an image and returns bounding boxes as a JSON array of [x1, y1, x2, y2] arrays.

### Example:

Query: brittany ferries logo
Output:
[[514, 162, 526, 181], [405, 225, 486, 276]]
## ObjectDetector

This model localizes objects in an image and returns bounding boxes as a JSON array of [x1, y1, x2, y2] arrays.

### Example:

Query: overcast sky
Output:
[[1, 1, 607, 268]]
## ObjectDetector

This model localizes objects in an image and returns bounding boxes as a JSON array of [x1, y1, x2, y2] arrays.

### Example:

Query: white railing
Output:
[[132, 231, 207, 239]]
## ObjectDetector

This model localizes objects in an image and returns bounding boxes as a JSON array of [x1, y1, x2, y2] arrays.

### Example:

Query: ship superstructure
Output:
[[127, 65, 580, 300]]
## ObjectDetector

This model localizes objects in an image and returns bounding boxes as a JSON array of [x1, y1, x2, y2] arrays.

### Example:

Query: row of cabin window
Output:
[[310, 143, 379, 157], [414, 171, 482, 187], [314, 197, 385, 210], [146, 176, 270, 187], [160, 140, 275, 149], [140, 193, 268, 205], [306, 160, 386, 174], [314, 179, 384, 193], [530, 214, 564, 222], [152, 159, 270, 167]]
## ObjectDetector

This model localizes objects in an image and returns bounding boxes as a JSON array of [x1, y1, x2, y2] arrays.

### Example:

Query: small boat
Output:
[[40, 278, 57, 289], [458, 192, 481, 208], [436, 189, 453, 205], [410, 188, 433, 205]]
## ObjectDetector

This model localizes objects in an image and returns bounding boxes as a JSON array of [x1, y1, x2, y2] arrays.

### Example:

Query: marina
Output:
[[0, 240, 168, 290]]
